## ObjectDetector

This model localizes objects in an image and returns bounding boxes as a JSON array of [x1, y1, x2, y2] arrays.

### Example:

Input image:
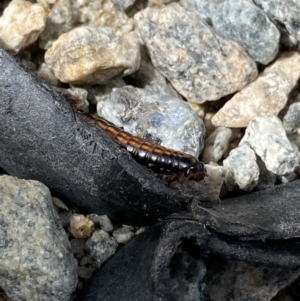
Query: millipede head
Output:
[[185, 161, 211, 182]]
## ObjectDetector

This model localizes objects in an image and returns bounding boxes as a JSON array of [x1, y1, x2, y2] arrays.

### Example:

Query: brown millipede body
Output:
[[64, 94, 209, 182]]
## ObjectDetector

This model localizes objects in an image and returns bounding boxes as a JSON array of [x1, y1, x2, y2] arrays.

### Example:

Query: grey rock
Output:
[[256, 160, 276, 190], [70, 238, 85, 258], [87, 214, 114, 232], [184, 0, 279, 64], [135, 3, 258, 103], [97, 86, 205, 157], [85, 229, 118, 268], [283, 102, 300, 134], [77, 266, 96, 279], [112, 226, 135, 244], [254, 0, 300, 41], [0, 175, 77, 301], [240, 116, 300, 176], [111, 0, 136, 10], [223, 144, 259, 191]]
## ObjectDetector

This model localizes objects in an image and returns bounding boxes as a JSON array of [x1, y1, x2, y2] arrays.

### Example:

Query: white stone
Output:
[[240, 116, 300, 175], [0, 0, 48, 52], [223, 144, 259, 191], [112, 226, 135, 244]]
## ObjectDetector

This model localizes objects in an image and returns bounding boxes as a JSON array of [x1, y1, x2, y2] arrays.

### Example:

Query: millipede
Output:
[[64, 94, 209, 182]]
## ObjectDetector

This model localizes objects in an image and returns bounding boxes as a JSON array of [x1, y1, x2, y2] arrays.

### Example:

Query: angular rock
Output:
[[85, 229, 118, 268], [283, 102, 300, 134], [212, 51, 300, 128], [223, 144, 259, 191], [97, 86, 206, 157], [255, 0, 300, 41], [87, 214, 114, 232], [185, 0, 280, 64], [0, 175, 77, 301], [112, 226, 135, 244], [0, 0, 48, 52], [202, 126, 232, 163], [240, 116, 299, 175], [135, 3, 258, 103], [45, 26, 140, 84]]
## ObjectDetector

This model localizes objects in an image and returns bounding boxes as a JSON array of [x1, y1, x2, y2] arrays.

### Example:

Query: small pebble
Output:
[[223, 144, 259, 191], [70, 238, 85, 259], [283, 102, 300, 134], [240, 116, 300, 176], [77, 266, 96, 280], [87, 214, 114, 232], [68, 214, 94, 239], [52, 196, 69, 211], [112, 226, 135, 244], [85, 230, 118, 268]]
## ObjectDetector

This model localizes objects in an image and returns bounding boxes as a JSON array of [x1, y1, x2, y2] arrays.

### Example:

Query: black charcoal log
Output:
[[75, 219, 210, 301], [0, 47, 197, 225], [190, 180, 300, 240]]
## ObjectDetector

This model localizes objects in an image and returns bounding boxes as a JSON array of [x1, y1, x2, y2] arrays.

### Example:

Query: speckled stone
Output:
[[87, 214, 114, 232], [240, 116, 300, 176], [85, 229, 118, 268], [0, 175, 77, 301], [212, 52, 300, 128], [183, 0, 280, 64], [45, 26, 140, 84], [97, 86, 206, 157], [283, 102, 300, 134], [135, 3, 257, 103], [0, 0, 49, 52], [255, 0, 300, 41]]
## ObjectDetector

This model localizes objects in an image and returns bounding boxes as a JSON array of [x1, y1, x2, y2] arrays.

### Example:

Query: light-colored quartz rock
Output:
[[97, 86, 206, 157], [112, 226, 135, 244], [240, 116, 300, 175], [212, 52, 300, 128], [0, 0, 49, 52], [202, 127, 232, 163], [205, 163, 227, 197], [0, 175, 77, 301], [223, 144, 259, 191], [68, 214, 95, 238], [283, 102, 300, 134], [183, 0, 280, 64], [135, 3, 257, 104], [45, 26, 140, 84], [85, 229, 118, 268], [254, 0, 300, 41]]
